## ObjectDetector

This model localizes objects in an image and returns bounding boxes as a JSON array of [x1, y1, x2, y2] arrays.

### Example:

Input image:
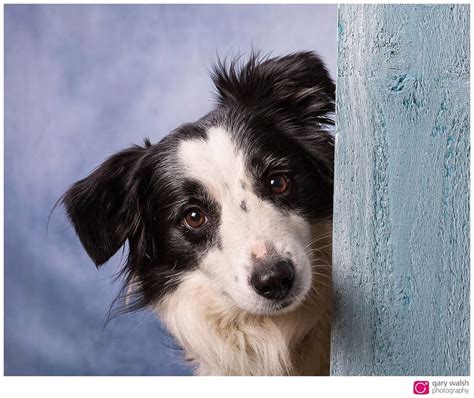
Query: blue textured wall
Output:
[[332, 4, 470, 375]]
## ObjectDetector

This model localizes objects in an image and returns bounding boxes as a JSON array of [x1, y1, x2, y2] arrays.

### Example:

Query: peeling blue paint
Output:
[[338, 22, 344, 35], [390, 74, 407, 92]]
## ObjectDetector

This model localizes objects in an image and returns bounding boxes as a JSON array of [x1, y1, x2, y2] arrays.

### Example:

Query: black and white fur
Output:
[[63, 52, 335, 375]]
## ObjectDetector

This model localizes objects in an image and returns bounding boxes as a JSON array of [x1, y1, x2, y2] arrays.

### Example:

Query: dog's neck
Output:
[[156, 223, 332, 376]]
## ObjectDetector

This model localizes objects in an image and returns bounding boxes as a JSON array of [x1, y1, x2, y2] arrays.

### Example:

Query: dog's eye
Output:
[[268, 174, 289, 194], [183, 207, 208, 229]]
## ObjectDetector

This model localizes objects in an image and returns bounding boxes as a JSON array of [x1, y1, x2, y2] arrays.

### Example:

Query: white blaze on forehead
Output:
[[176, 125, 313, 314], [177, 126, 247, 197]]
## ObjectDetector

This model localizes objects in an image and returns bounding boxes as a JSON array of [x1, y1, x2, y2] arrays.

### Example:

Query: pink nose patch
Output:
[[251, 241, 267, 259]]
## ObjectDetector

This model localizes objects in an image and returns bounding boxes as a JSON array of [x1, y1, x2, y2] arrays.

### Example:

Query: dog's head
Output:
[[63, 52, 334, 316]]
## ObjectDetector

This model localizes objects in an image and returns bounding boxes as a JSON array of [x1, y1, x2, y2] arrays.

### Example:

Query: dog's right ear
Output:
[[62, 145, 147, 267]]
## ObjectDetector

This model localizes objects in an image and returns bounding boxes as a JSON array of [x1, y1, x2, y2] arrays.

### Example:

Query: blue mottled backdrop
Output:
[[5, 4, 336, 375]]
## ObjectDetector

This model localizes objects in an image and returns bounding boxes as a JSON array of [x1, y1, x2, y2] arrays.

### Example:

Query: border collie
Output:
[[63, 52, 335, 375]]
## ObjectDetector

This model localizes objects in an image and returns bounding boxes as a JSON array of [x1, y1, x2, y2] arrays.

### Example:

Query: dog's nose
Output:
[[250, 260, 295, 300]]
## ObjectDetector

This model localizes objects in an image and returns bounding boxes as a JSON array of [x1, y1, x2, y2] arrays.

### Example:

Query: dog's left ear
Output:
[[62, 145, 147, 267]]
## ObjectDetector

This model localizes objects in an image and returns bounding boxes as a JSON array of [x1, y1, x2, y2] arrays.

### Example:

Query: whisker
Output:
[[302, 234, 333, 250], [305, 242, 333, 253]]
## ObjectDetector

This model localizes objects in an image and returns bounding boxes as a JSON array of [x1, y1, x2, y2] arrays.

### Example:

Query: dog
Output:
[[62, 51, 335, 375]]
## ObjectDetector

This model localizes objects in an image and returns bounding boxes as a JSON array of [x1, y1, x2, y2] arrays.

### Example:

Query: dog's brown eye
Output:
[[269, 174, 289, 194], [183, 208, 207, 229]]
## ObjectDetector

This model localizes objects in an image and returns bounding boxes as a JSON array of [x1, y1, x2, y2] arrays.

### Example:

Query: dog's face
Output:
[[63, 52, 334, 316]]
